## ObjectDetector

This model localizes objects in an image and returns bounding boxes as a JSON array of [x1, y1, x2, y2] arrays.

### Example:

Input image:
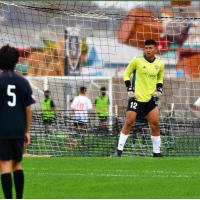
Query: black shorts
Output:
[[74, 121, 87, 128], [0, 138, 24, 162], [98, 116, 108, 122], [43, 118, 55, 125], [127, 97, 157, 117]]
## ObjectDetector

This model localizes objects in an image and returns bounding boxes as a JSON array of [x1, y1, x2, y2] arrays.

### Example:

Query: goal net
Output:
[[1, 1, 200, 156]]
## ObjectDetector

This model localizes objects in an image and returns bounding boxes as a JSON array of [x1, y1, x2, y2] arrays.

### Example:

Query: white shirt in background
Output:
[[71, 95, 92, 123]]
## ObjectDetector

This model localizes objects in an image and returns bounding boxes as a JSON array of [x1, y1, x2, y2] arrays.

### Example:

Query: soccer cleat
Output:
[[116, 149, 123, 157], [153, 153, 163, 157]]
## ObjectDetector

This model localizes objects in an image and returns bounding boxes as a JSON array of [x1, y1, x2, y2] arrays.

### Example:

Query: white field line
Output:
[[25, 168, 199, 178]]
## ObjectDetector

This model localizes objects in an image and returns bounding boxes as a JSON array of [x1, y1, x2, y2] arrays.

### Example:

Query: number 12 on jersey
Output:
[[130, 101, 138, 109]]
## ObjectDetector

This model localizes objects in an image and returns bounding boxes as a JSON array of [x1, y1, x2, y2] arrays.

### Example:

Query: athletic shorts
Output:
[[0, 138, 24, 162], [127, 97, 157, 117], [43, 118, 55, 124], [74, 121, 87, 128], [98, 116, 108, 122]]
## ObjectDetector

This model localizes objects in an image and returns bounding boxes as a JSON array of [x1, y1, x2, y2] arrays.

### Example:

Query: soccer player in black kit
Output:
[[0, 45, 35, 199]]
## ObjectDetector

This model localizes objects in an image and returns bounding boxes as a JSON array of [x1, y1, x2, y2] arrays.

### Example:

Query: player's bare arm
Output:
[[25, 105, 32, 146]]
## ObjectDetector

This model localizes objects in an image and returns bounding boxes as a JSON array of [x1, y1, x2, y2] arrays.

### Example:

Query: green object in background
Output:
[[170, 43, 177, 50], [81, 37, 88, 55], [43, 39, 56, 47], [16, 61, 29, 73], [182, 43, 200, 49], [164, 50, 176, 58], [95, 96, 109, 117], [170, 43, 200, 49]]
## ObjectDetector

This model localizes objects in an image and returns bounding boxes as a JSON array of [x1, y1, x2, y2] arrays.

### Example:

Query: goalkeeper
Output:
[[117, 39, 165, 157]]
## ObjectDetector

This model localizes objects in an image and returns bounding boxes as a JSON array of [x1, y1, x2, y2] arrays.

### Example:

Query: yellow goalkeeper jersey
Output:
[[124, 56, 165, 102]]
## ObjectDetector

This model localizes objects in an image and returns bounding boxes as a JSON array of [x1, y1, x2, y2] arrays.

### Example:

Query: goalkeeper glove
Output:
[[127, 87, 135, 98], [152, 85, 163, 102], [152, 91, 162, 102], [152, 89, 162, 101]]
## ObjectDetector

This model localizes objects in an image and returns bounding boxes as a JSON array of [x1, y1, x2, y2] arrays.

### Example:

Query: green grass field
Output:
[[1, 157, 200, 199]]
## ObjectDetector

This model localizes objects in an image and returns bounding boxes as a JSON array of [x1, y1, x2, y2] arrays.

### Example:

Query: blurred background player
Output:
[[94, 86, 110, 132], [116, 39, 165, 157], [0, 45, 35, 198], [41, 90, 56, 134], [71, 87, 92, 145]]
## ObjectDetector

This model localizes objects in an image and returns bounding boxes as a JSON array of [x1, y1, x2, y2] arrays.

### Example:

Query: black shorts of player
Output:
[[127, 97, 157, 117], [98, 116, 108, 122], [0, 138, 24, 162], [43, 118, 55, 125], [74, 121, 87, 128]]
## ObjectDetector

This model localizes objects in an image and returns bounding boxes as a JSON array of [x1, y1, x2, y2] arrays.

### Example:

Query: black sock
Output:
[[1, 173, 12, 199], [13, 170, 24, 199]]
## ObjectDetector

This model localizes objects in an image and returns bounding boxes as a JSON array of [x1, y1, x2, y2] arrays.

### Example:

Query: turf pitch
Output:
[[1, 157, 199, 199]]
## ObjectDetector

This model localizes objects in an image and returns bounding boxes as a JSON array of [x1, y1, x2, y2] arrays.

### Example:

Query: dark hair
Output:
[[0, 44, 20, 70], [80, 86, 86, 93], [144, 39, 157, 46], [100, 86, 106, 91], [44, 90, 50, 93]]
